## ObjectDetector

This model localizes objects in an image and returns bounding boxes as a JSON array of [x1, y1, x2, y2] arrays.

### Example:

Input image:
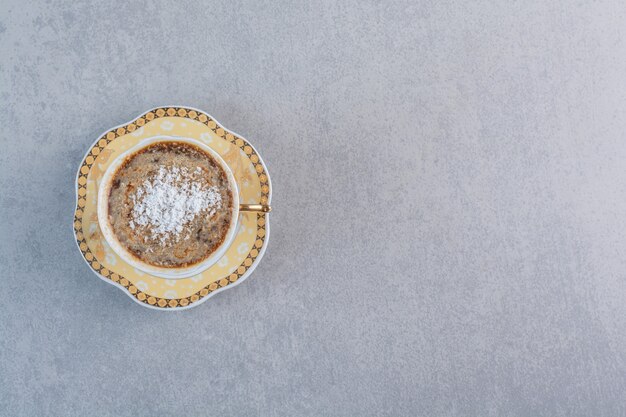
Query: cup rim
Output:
[[97, 135, 240, 279]]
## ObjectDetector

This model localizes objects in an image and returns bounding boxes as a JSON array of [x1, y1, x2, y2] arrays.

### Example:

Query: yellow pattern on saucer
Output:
[[73, 107, 271, 309]]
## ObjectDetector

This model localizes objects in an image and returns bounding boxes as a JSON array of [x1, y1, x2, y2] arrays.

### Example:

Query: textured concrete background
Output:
[[1, 1, 626, 416]]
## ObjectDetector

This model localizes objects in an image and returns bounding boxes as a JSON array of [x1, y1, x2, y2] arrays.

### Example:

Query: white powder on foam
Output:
[[130, 166, 222, 245]]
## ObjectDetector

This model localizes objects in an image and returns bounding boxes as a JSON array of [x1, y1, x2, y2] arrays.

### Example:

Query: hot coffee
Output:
[[106, 141, 234, 268]]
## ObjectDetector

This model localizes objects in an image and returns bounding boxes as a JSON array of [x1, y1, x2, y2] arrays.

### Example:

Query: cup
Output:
[[97, 135, 269, 279]]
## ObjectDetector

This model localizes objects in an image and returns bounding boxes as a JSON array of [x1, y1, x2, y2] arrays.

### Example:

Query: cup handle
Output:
[[239, 204, 272, 213]]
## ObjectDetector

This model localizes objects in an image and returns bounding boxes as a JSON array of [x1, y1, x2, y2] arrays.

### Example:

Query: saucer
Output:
[[73, 106, 272, 310]]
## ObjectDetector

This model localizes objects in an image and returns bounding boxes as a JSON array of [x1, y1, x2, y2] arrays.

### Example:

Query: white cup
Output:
[[97, 135, 240, 279]]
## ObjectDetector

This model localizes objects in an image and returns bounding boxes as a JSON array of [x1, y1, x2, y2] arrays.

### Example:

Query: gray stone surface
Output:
[[1, 0, 626, 416]]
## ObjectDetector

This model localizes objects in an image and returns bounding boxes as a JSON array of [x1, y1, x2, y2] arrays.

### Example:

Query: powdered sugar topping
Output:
[[129, 165, 222, 245]]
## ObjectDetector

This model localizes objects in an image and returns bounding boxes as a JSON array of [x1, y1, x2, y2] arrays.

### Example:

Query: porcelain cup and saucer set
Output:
[[73, 106, 272, 310]]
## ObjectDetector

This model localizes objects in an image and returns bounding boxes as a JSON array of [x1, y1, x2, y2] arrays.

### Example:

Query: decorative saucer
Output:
[[73, 106, 271, 310]]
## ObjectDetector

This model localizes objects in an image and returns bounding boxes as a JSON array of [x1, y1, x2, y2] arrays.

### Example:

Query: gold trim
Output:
[[239, 204, 272, 213], [73, 107, 271, 308]]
